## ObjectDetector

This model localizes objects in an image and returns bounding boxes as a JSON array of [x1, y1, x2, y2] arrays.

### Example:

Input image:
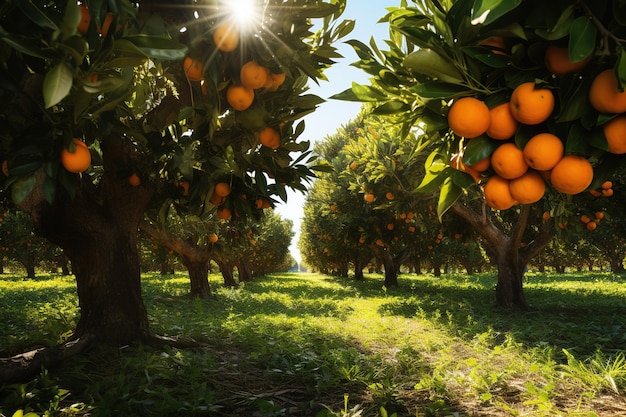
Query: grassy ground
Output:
[[1, 271, 626, 416]]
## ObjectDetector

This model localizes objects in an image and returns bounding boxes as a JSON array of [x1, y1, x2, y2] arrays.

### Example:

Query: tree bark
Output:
[[140, 220, 213, 298], [452, 202, 555, 310], [369, 245, 398, 287], [18, 138, 155, 344], [217, 260, 237, 287]]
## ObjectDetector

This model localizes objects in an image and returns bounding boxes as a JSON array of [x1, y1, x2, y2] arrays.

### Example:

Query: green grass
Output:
[[1, 271, 626, 416]]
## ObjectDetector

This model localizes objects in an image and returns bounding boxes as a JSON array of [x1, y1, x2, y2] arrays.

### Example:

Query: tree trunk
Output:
[[181, 256, 211, 298], [237, 261, 252, 282], [353, 256, 366, 281], [19, 159, 154, 345], [369, 245, 398, 287], [218, 260, 237, 287], [452, 202, 555, 310]]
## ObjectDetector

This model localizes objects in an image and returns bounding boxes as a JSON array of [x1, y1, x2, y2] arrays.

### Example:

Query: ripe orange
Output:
[[544, 45, 590, 75], [523, 133, 564, 171], [217, 206, 232, 220], [509, 170, 546, 204], [580, 214, 591, 224], [61, 138, 91, 173], [349, 161, 357, 170], [259, 127, 280, 149], [467, 156, 490, 172], [490, 143, 528, 179], [99, 12, 114, 37], [183, 56, 203, 82], [589, 69, 626, 114], [550, 155, 594, 194], [209, 233, 219, 243], [586, 221, 597, 231], [364, 193, 375, 203], [240, 61, 269, 90], [483, 174, 517, 210], [1, 160, 8, 177], [385, 192, 395, 200], [478, 36, 508, 55], [387, 223, 394, 231], [128, 173, 141, 186], [510, 82, 554, 125], [408, 226, 416, 233], [214, 182, 231, 197], [267, 72, 286, 91], [542, 211, 551, 221], [447, 97, 491, 138], [602, 188, 614, 197], [226, 85, 254, 111], [77, 4, 91, 34], [602, 115, 626, 154], [486, 102, 518, 140], [450, 154, 480, 182], [213, 21, 239, 52], [176, 180, 190, 196], [602, 180, 613, 189], [595, 211, 605, 220], [255, 198, 271, 209]]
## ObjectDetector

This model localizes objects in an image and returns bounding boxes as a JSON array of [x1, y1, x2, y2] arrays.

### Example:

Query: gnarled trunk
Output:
[[453, 203, 555, 310]]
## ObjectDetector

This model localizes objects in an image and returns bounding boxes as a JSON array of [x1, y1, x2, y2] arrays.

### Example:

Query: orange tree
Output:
[[0, 0, 350, 378], [335, 0, 626, 309]]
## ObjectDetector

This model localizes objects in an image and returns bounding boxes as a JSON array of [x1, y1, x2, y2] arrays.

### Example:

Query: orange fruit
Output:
[[447, 97, 491, 138], [176, 180, 190, 196], [255, 198, 271, 209], [183, 56, 203, 82], [483, 174, 517, 210], [99, 12, 114, 37], [61, 138, 91, 173], [349, 161, 357, 170], [523, 133, 564, 171], [586, 221, 597, 231], [509, 170, 546, 204], [209, 193, 225, 206], [550, 155, 594, 194], [226, 85, 254, 111], [542, 211, 551, 220], [491, 143, 528, 179], [602, 180, 613, 189], [77, 4, 91, 34], [217, 206, 232, 220], [467, 156, 490, 172], [1, 160, 8, 176], [595, 211, 605, 220], [213, 21, 239, 52], [386, 192, 395, 200], [209, 233, 219, 243], [603, 115, 626, 154], [589, 69, 626, 114], [387, 223, 394, 231], [128, 173, 141, 186], [510, 82, 555, 125], [580, 214, 591, 224], [486, 102, 518, 140], [240, 61, 269, 90], [408, 226, 416, 233], [450, 154, 480, 182], [267, 72, 286, 91], [214, 182, 231, 197], [259, 127, 280, 149], [364, 193, 375, 203], [590, 189, 602, 197], [478, 36, 508, 55], [544, 45, 590, 75], [602, 188, 614, 197]]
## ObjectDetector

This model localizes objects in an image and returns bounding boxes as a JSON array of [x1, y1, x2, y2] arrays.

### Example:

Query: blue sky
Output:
[[274, 1, 400, 263]]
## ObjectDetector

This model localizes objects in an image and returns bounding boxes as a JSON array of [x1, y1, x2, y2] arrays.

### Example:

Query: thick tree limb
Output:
[[0, 334, 95, 384]]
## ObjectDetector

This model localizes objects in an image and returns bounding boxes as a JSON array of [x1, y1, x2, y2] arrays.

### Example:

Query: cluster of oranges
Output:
[[579, 211, 605, 231]]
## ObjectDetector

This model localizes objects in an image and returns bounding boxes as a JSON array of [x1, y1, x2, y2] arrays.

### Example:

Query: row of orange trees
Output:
[[313, 0, 626, 309], [299, 112, 626, 287]]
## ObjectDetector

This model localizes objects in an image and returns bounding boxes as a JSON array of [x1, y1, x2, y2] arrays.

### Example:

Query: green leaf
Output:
[[125, 35, 188, 61], [403, 49, 464, 83], [415, 165, 452, 193], [414, 81, 469, 99], [11, 174, 38, 205], [464, 136, 499, 164], [437, 177, 462, 220], [18, 1, 60, 31], [43, 62, 73, 108], [565, 123, 589, 154], [461, 46, 510, 68], [0, 34, 54, 59], [471, 0, 523, 26], [568, 16, 596, 62], [372, 101, 410, 115], [617, 50, 626, 91], [331, 83, 387, 102]]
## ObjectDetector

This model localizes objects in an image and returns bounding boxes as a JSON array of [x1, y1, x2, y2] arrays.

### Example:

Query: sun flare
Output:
[[225, 0, 262, 30]]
